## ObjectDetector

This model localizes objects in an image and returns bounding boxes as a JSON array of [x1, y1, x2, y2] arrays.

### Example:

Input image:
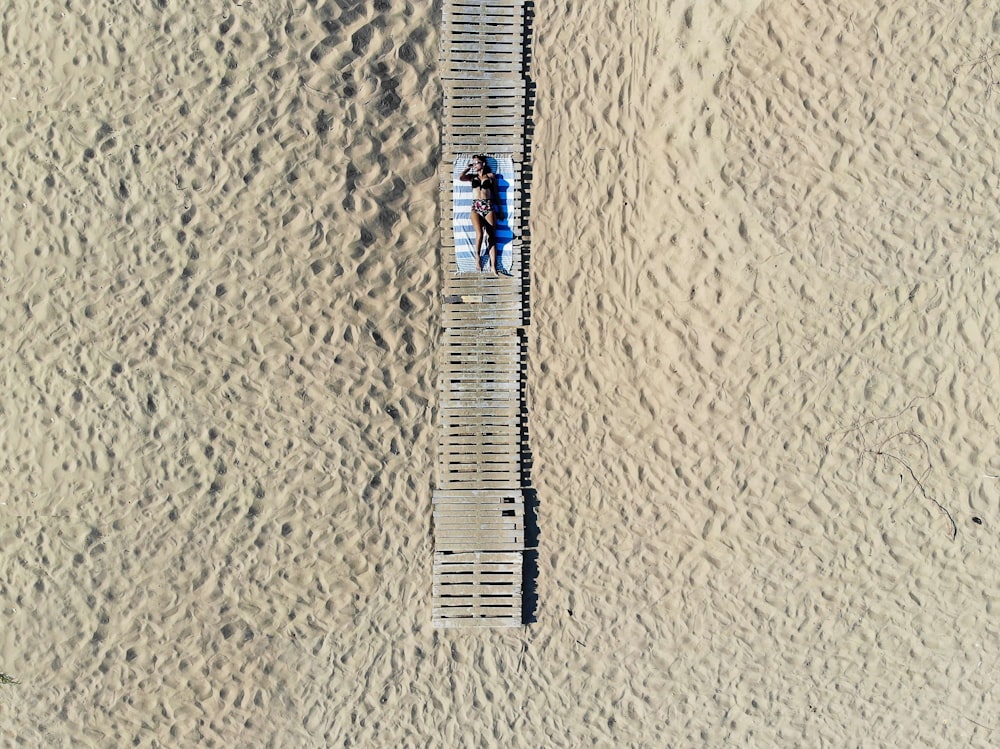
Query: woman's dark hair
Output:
[[473, 154, 491, 170]]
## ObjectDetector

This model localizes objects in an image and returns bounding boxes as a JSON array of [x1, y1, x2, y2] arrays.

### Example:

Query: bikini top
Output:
[[471, 175, 492, 189]]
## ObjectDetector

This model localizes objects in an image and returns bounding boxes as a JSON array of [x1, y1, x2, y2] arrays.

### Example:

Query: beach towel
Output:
[[451, 153, 517, 273]]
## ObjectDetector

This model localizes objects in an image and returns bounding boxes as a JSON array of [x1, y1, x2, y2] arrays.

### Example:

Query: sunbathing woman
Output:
[[459, 154, 500, 274]]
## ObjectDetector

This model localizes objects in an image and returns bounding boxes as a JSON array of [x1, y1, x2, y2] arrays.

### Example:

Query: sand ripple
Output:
[[723, 0, 1000, 284], [1, 0, 440, 744]]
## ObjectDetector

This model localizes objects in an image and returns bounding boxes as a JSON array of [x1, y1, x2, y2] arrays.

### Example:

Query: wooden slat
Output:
[[440, 332, 521, 344], [438, 443, 518, 452], [435, 505, 523, 518], [437, 449, 519, 458], [437, 453, 519, 464], [436, 527, 523, 538], [435, 525, 521, 537], [439, 381, 520, 392], [442, 132, 522, 145], [441, 354, 523, 365], [433, 612, 520, 621], [439, 397, 518, 405], [444, 10, 523, 23], [437, 470, 520, 481], [437, 440, 519, 451], [439, 385, 520, 395], [436, 537, 523, 549], [433, 586, 522, 600], [437, 462, 520, 474], [438, 368, 521, 380], [442, 401, 522, 423], [440, 356, 522, 366], [443, 84, 524, 96], [437, 451, 519, 461], [440, 383, 519, 394], [438, 427, 519, 438], [438, 424, 519, 435], [438, 418, 519, 427], [432, 567, 519, 577], [437, 483, 520, 493], [435, 542, 522, 553], [439, 382, 519, 391], [433, 600, 520, 613], [446, 2, 523, 13], [435, 494, 522, 506], [439, 399, 519, 408], [437, 474, 522, 484], [437, 454, 520, 466], [439, 369, 520, 379], [440, 373, 521, 382], [435, 497, 522, 508], [444, 16, 523, 24], [439, 419, 520, 429], [440, 361, 523, 370], [439, 397, 519, 407], [434, 610, 521, 621], [434, 489, 522, 499], [435, 548, 521, 559], [440, 337, 521, 348], [437, 469, 520, 481], [440, 359, 521, 369], [437, 439, 519, 448], [437, 447, 519, 459]]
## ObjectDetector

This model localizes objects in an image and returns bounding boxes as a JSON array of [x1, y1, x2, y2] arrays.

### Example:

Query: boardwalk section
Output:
[[433, 0, 530, 628]]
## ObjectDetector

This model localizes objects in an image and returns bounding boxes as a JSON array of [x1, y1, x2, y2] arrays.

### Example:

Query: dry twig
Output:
[[955, 45, 1000, 97], [868, 431, 957, 541]]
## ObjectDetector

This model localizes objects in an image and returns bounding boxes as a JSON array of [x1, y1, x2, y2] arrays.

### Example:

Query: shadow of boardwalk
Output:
[[520, 1, 538, 625]]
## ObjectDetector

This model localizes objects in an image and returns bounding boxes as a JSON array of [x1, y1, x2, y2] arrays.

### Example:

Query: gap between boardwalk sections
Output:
[[432, 0, 535, 628]]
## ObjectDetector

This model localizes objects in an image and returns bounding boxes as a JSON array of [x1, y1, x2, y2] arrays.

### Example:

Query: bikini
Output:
[[470, 174, 493, 217]]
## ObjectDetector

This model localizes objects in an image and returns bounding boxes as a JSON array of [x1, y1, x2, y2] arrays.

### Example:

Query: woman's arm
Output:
[[458, 162, 474, 182]]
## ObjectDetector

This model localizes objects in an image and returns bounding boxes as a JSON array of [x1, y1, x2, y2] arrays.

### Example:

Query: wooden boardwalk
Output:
[[433, 0, 530, 628]]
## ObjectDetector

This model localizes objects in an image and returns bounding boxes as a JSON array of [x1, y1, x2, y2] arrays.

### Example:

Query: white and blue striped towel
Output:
[[452, 153, 516, 274]]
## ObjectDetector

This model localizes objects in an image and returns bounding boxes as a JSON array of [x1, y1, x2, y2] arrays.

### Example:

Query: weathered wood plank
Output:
[[438, 429, 519, 440], [437, 462, 519, 472], [434, 505, 524, 518], [432, 617, 521, 628], [437, 435, 519, 444], [433, 587, 522, 601], [435, 543, 522, 553], [433, 568, 520, 579], [437, 461, 520, 474], [438, 426, 520, 435], [437, 469, 521, 481], [434, 497, 523, 508], [434, 549, 521, 561], [437, 458, 520, 471], [434, 489, 522, 499]]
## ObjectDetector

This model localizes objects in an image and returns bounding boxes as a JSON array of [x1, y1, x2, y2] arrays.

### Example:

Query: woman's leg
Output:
[[470, 211, 485, 270], [483, 211, 497, 274]]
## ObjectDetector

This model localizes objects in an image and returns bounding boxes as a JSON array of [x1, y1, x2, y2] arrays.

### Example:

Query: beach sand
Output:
[[2, 0, 998, 746]]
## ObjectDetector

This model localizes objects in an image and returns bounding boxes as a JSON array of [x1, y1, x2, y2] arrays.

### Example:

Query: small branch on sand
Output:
[[954, 46, 1000, 97], [0, 672, 18, 685], [833, 406, 958, 541], [868, 431, 957, 541]]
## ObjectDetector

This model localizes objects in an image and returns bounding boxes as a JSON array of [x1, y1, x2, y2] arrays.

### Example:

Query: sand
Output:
[[1, 0, 998, 746]]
